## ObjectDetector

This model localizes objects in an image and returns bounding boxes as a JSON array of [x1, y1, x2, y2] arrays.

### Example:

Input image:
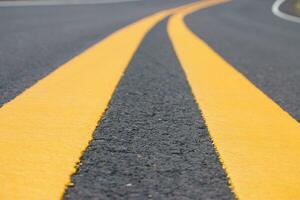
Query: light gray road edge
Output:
[[0, 0, 139, 7]]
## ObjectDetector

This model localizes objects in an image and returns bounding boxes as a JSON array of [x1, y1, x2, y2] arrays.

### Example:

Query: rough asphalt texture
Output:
[[0, 0, 195, 107], [186, 0, 300, 121], [63, 20, 234, 200], [0, 0, 299, 199]]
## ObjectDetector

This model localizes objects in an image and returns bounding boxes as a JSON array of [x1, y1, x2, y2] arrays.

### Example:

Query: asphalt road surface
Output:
[[0, 0, 299, 199]]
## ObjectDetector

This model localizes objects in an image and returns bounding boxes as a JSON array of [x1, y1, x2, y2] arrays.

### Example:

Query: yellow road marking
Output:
[[169, 0, 300, 199], [0, 3, 199, 199]]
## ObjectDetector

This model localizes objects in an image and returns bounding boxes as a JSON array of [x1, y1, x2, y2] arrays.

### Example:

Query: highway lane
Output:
[[65, 0, 300, 199], [0, 0, 299, 199], [0, 1, 202, 199], [0, 0, 195, 106]]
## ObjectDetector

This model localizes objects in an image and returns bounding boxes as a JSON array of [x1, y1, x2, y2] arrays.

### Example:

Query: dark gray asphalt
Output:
[[64, 19, 234, 200], [0, 0, 299, 199], [186, 0, 300, 122], [0, 0, 195, 106]]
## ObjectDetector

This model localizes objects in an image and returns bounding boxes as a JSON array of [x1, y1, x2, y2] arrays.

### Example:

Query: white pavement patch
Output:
[[272, 0, 300, 23], [0, 0, 139, 7]]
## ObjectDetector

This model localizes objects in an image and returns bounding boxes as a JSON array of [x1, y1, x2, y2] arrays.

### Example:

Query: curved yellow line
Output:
[[0, 2, 197, 199], [168, 1, 300, 199]]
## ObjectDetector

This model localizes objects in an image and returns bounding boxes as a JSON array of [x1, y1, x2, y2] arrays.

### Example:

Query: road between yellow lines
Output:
[[168, 1, 300, 199], [0, 2, 200, 199]]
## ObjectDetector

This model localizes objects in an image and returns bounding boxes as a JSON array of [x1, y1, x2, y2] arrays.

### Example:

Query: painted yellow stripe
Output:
[[168, 1, 300, 199], [0, 3, 198, 199]]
